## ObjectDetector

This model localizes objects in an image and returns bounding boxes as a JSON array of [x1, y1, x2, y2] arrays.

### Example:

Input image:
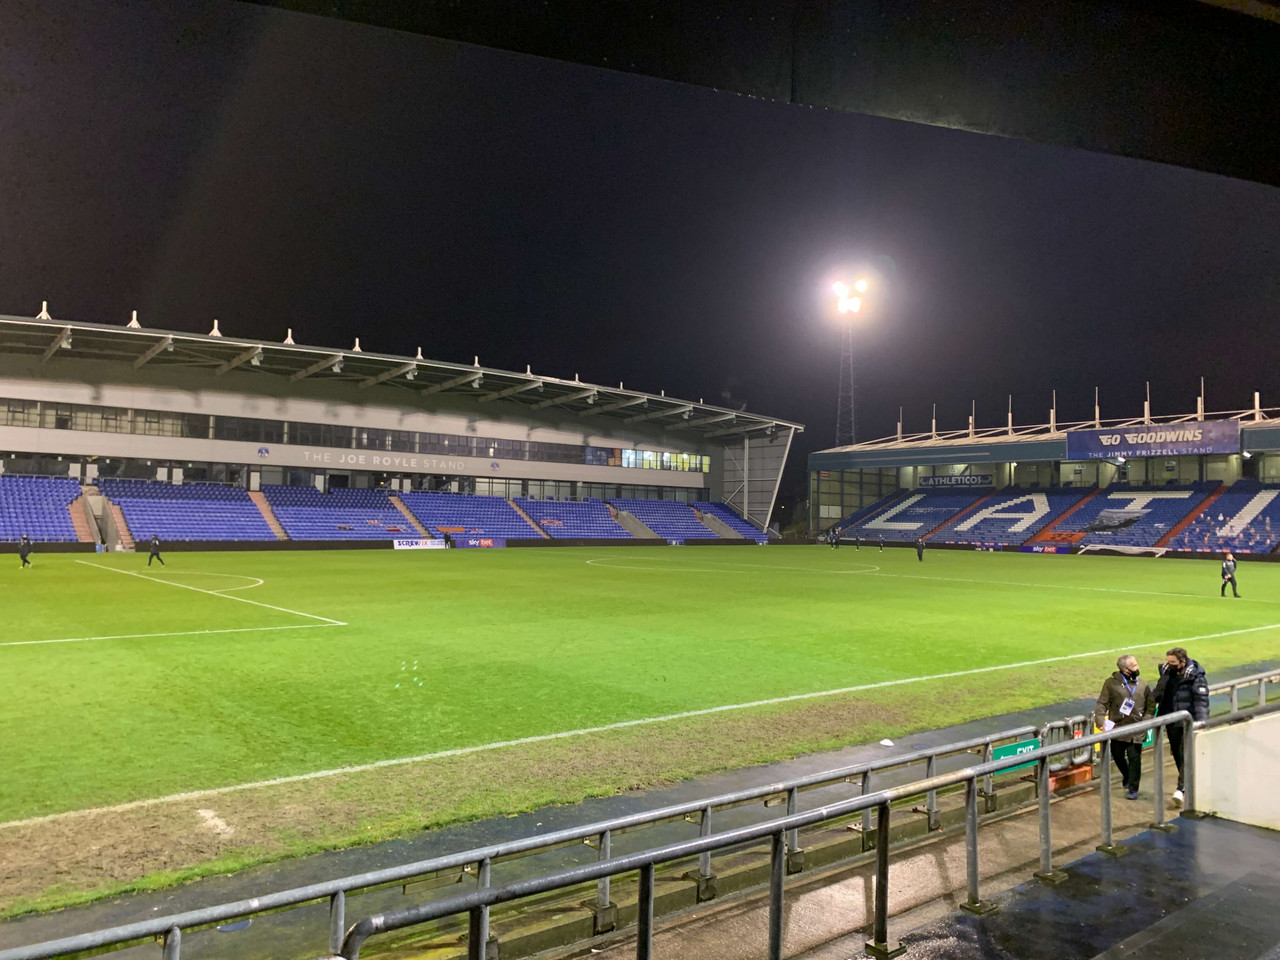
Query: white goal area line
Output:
[[75, 559, 346, 625], [5, 618, 1277, 831]]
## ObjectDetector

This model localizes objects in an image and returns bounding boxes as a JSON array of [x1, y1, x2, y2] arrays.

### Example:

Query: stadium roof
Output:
[[811, 405, 1280, 470], [2, 313, 803, 440]]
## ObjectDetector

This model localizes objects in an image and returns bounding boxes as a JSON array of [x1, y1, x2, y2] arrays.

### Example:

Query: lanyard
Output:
[[1120, 676, 1136, 698]]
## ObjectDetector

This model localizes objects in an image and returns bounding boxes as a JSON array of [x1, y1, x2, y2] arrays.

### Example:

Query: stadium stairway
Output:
[[1026, 485, 1104, 543], [1156, 482, 1230, 548], [388, 495, 432, 537], [107, 500, 134, 550], [506, 498, 551, 539], [611, 505, 659, 539], [695, 508, 743, 539], [67, 493, 96, 543], [248, 491, 289, 541]]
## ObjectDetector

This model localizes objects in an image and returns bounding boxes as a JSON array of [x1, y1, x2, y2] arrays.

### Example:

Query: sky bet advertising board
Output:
[[1064, 420, 1240, 460]]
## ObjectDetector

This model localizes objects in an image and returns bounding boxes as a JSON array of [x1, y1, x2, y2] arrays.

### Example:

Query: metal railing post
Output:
[[768, 832, 785, 960], [596, 832, 611, 909], [594, 831, 618, 933], [468, 857, 492, 960], [1260, 679, 1268, 706], [162, 927, 180, 960], [1150, 726, 1175, 832], [785, 788, 803, 873], [636, 864, 655, 960], [860, 771, 873, 850], [698, 807, 713, 883], [1034, 755, 1066, 884], [1231, 685, 1240, 714], [925, 755, 940, 831], [329, 890, 346, 956], [960, 777, 996, 914], [1095, 740, 1126, 856], [982, 740, 997, 812], [864, 802, 903, 958]]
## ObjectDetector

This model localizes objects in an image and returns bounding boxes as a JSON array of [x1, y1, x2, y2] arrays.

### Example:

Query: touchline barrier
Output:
[[3, 672, 1278, 960]]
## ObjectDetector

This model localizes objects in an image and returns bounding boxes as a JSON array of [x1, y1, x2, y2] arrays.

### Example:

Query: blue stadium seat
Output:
[[398, 491, 540, 540], [691, 502, 768, 543], [928, 486, 1091, 546], [604, 499, 710, 540], [516, 498, 632, 539], [1054, 482, 1219, 549], [0, 475, 81, 542], [99, 478, 277, 542], [260, 485, 412, 540], [1166, 480, 1280, 554]]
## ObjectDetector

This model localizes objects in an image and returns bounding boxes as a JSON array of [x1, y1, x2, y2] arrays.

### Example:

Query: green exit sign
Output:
[[992, 737, 1041, 773]]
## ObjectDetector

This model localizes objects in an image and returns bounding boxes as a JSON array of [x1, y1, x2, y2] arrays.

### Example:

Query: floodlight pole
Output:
[[836, 323, 855, 446]]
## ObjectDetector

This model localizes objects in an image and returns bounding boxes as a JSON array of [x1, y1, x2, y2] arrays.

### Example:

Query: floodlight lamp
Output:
[[1243, 450, 1253, 459], [837, 298, 850, 314], [854, 278, 869, 293], [832, 281, 849, 297], [1115, 456, 1126, 464]]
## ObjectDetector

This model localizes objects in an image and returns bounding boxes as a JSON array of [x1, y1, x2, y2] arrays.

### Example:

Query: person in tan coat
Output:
[[1094, 654, 1158, 800]]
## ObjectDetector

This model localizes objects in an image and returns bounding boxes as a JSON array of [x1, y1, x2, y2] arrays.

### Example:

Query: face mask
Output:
[[1124, 668, 1140, 680]]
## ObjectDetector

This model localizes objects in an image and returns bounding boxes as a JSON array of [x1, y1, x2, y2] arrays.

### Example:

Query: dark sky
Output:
[[3, 0, 1279, 501]]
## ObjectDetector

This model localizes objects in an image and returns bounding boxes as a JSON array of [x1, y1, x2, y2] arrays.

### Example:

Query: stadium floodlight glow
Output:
[[832, 281, 850, 297], [837, 296, 862, 314], [854, 277, 869, 293]]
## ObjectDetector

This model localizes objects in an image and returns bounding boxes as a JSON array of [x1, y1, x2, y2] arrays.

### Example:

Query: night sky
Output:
[[3, 1, 1279, 504]]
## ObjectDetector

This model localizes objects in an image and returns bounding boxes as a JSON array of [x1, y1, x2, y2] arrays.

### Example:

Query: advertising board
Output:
[[1065, 420, 1239, 460], [918, 475, 993, 488]]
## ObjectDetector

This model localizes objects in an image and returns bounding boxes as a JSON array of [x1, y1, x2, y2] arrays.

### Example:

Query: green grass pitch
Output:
[[4, 545, 1278, 827]]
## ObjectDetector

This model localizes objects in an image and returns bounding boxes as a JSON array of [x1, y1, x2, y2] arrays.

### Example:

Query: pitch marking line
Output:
[[6, 619, 1277, 831], [586, 555, 1280, 605], [76, 560, 345, 625], [0, 623, 343, 649]]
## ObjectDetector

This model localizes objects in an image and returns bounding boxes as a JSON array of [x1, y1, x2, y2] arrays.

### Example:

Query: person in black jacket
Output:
[[1221, 552, 1240, 597], [147, 534, 165, 566], [18, 534, 32, 568], [915, 538, 925, 562], [1154, 646, 1210, 806]]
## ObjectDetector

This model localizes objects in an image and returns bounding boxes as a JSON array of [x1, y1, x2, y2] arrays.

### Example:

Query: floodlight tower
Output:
[[832, 277, 869, 446]]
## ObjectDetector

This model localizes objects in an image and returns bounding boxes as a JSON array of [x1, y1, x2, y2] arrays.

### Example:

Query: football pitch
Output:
[[4, 545, 1278, 910]]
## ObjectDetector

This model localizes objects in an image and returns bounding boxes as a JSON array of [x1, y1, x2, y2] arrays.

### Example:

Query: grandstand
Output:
[[0, 475, 82, 543], [611, 497, 714, 541], [515, 497, 631, 539], [694, 501, 771, 543], [928, 486, 1090, 546], [811, 397, 1280, 558], [0, 314, 797, 548], [1167, 480, 1280, 555], [399, 491, 539, 540], [99, 478, 276, 542]]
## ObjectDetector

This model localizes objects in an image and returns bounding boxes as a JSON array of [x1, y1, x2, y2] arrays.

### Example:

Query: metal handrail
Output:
[[0, 725, 1037, 960], [1209, 668, 1278, 714], [339, 711, 1213, 960]]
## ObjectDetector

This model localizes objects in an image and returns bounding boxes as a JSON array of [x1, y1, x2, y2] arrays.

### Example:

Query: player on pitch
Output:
[[1221, 552, 1240, 597]]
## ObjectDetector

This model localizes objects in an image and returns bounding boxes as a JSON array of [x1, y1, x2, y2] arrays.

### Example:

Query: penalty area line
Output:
[[75, 560, 344, 625], [0, 622, 344, 649], [5, 618, 1278, 831]]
